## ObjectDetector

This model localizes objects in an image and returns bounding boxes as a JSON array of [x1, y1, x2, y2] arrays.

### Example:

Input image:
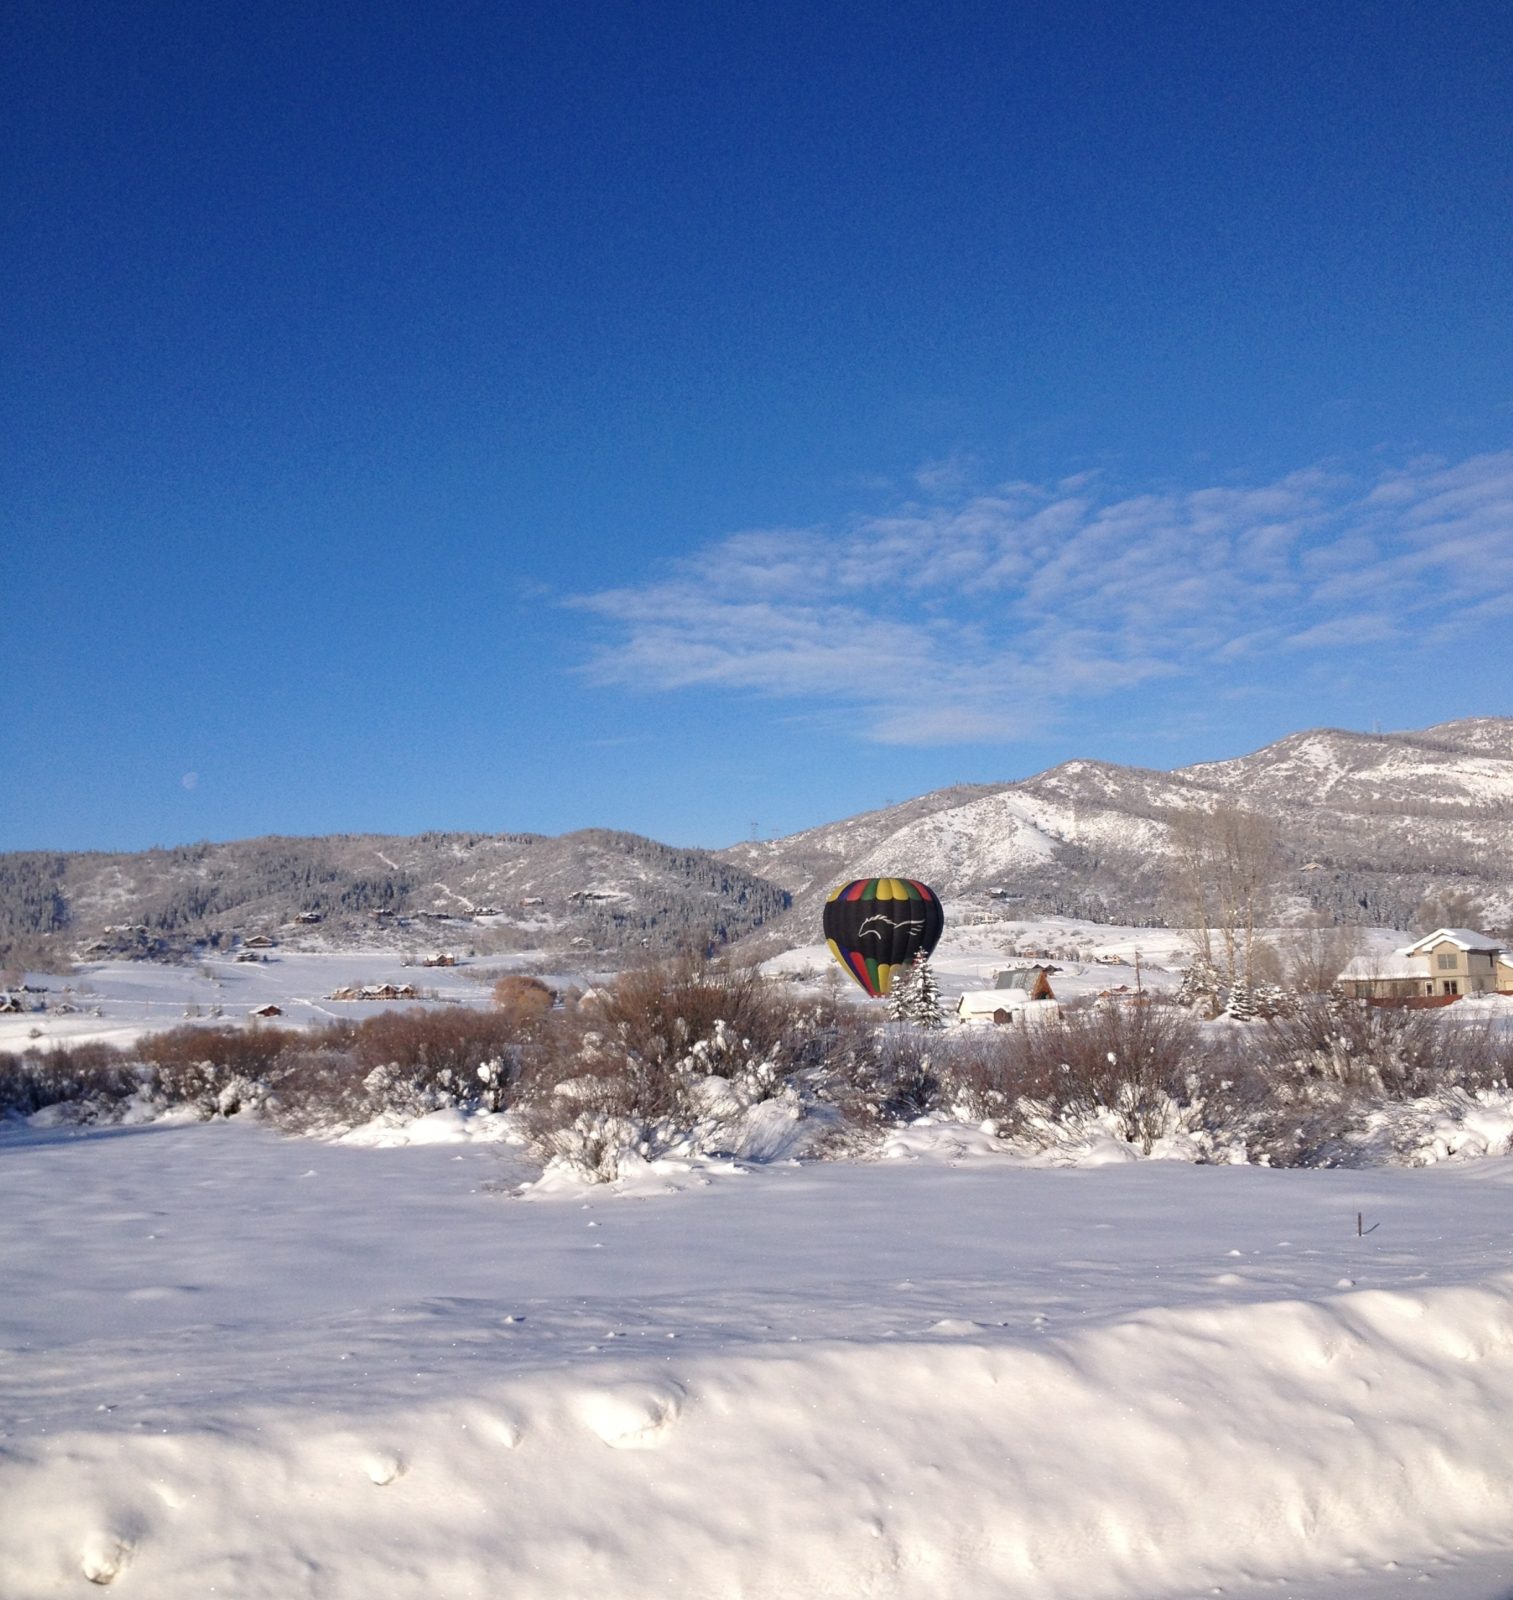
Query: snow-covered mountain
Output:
[[720, 718, 1513, 940], [5, 718, 1511, 967], [1181, 721, 1513, 812], [0, 830, 790, 965]]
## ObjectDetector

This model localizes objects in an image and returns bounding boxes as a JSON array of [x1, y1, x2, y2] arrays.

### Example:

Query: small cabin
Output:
[[249, 1003, 283, 1018]]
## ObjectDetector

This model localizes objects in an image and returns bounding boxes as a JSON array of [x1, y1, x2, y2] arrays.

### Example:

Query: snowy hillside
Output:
[[1181, 726, 1513, 811], [5, 717, 1511, 971], [723, 718, 1513, 940], [0, 830, 788, 967]]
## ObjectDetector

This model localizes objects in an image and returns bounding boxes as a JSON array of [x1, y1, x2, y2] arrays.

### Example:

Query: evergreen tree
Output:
[[887, 959, 917, 1024], [903, 952, 944, 1031], [1225, 978, 1257, 1022], [1253, 981, 1291, 1019], [1174, 957, 1224, 1017]]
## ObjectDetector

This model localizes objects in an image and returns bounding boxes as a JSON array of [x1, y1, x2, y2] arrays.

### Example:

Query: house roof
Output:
[[958, 988, 1030, 1013], [992, 965, 1059, 987], [1403, 928, 1503, 954], [1338, 954, 1428, 982]]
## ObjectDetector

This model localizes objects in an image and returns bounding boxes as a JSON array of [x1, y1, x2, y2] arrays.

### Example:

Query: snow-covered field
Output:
[[10, 916, 1513, 1596], [0, 949, 508, 1054], [762, 912, 1407, 1009], [2, 913, 1413, 1054], [8, 1114, 1513, 1598]]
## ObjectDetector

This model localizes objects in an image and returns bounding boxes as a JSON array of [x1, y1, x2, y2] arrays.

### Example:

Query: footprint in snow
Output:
[[579, 1382, 684, 1449], [81, 1531, 133, 1586], [365, 1451, 406, 1486], [928, 1317, 986, 1336], [487, 1415, 524, 1448]]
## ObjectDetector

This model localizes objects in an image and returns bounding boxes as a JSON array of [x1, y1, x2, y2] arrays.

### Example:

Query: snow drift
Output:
[[7, 1278, 1513, 1598]]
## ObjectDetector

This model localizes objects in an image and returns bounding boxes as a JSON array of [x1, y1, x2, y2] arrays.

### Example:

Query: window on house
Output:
[[1437, 953, 1458, 970], [1443, 980, 1459, 995]]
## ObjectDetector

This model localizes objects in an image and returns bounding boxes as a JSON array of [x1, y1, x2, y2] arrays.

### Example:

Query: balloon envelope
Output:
[[822, 878, 944, 998]]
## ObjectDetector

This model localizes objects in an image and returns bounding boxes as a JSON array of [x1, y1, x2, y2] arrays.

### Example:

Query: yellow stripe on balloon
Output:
[[877, 962, 893, 994]]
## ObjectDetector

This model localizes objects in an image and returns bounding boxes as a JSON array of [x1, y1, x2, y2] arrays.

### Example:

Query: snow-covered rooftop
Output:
[[1404, 927, 1504, 954], [1337, 954, 1428, 982]]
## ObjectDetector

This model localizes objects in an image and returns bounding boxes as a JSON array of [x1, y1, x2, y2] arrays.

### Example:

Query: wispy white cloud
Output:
[[1283, 613, 1400, 650], [570, 450, 1513, 745]]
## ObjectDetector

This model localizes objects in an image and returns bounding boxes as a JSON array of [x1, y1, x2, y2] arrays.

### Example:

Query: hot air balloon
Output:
[[823, 878, 944, 998]]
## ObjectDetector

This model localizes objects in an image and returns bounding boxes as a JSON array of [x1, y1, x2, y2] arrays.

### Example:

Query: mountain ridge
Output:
[[4, 717, 1510, 967], [718, 716, 1513, 941]]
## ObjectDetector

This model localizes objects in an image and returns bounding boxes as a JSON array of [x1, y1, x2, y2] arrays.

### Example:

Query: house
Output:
[[249, 1004, 283, 1018], [990, 964, 1059, 1000], [1337, 928, 1505, 1002], [1404, 929, 1504, 997], [957, 987, 1043, 1025], [421, 952, 458, 968], [242, 934, 277, 950]]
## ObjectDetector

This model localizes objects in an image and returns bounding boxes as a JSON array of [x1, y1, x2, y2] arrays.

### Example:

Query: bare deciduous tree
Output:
[[1279, 914, 1360, 995], [1412, 887, 1487, 933], [1168, 804, 1282, 988]]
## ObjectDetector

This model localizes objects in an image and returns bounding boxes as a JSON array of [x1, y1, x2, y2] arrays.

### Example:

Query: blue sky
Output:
[[6, 0, 1512, 853]]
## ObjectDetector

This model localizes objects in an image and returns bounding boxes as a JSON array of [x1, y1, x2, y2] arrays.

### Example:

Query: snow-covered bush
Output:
[[1225, 996, 1513, 1167], [1013, 1084, 1250, 1165], [0, 1043, 145, 1121], [151, 1054, 269, 1119], [515, 956, 864, 1180], [1256, 996, 1510, 1099], [256, 1045, 370, 1131], [1352, 1086, 1513, 1166], [872, 1026, 941, 1120], [935, 1001, 1220, 1155], [0, 1007, 539, 1133]]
